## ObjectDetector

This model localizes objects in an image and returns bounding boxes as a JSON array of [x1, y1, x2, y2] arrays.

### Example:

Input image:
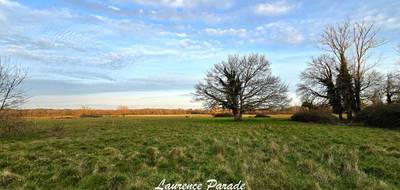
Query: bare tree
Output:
[[359, 70, 383, 101], [382, 72, 400, 104], [351, 21, 383, 112], [194, 54, 289, 121], [0, 57, 27, 114], [320, 21, 351, 66], [297, 55, 343, 118], [117, 105, 129, 117], [0, 58, 27, 133], [320, 21, 355, 119], [300, 20, 383, 119]]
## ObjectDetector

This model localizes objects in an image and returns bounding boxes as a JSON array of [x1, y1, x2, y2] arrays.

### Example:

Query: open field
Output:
[[1, 116, 399, 189]]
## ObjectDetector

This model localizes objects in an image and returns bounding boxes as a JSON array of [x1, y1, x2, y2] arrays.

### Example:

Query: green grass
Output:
[[1, 116, 399, 189]]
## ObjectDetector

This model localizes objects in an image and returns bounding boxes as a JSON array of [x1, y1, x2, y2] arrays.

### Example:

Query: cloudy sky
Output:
[[0, 0, 399, 109]]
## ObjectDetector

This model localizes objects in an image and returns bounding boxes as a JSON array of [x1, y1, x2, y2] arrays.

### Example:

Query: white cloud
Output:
[[177, 39, 214, 50], [364, 13, 400, 30], [176, 33, 187, 38], [255, 21, 304, 44], [0, 0, 17, 6], [0, 0, 221, 70], [204, 28, 247, 37], [121, 0, 233, 9], [0, 0, 222, 69], [108, 5, 121, 11], [203, 23, 304, 45], [255, 1, 293, 16], [63, 0, 230, 24]]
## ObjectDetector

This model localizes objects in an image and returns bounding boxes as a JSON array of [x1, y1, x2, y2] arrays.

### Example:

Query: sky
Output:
[[0, 0, 399, 109]]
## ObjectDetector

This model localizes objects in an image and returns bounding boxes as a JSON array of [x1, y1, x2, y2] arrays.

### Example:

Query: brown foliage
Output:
[[17, 108, 207, 118], [0, 110, 25, 134]]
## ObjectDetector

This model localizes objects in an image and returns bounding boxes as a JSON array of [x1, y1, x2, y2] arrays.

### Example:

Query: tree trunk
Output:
[[347, 111, 353, 120], [354, 87, 361, 113], [338, 112, 343, 120], [387, 93, 392, 104], [232, 109, 242, 121]]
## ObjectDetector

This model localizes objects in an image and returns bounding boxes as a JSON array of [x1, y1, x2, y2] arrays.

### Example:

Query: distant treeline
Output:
[[17, 107, 301, 118], [18, 108, 206, 118]]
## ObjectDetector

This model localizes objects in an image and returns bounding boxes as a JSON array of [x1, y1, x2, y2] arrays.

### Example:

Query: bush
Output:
[[291, 110, 337, 124], [0, 111, 26, 134], [254, 113, 271, 118], [355, 104, 400, 129], [79, 114, 102, 118], [212, 112, 233, 117]]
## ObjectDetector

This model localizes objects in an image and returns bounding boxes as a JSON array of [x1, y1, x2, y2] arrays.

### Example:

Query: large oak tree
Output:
[[194, 54, 289, 121]]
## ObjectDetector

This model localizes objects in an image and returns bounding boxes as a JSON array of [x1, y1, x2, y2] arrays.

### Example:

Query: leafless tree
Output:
[[117, 105, 129, 117], [351, 21, 384, 112], [0, 57, 27, 114], [382, 72, 400, 104], [320, 21, 351, 66], [297, 55, 336, 102], [300, 20, 383, 119], [194, 54, 289, 121], [362, 71, 384, 104], [359, 70, 383, 100], [320, 21, 356, 119], [0, 58, 27, 133], [297, 55, 344, 118]]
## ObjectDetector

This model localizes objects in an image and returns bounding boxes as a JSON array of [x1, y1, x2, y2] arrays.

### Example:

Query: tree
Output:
[[0, 57, 26, 114], [362, 71, 384, 104], [0, 58, 26, 133], [382, 72, 400, 104], [351, 21, 383, 112], [336, 58, 355, 119], [320, 21, 356, 119], [194, 54, 289, 121], [300, 20, 382, 119], [321, 22, 355, 119], [117, 105, 129, 117], [297, 55, 343, 119], [320, 21, 351, 69]]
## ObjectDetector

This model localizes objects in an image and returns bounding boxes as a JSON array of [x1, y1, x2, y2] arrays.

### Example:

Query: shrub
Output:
[[291, 110, 337, 124], [0, 111, 25, 134], [190, 110, 206, 114], [254, 113, 271, 118], [212, 112, 233, 117], [79, 114, 101, 118], [355, 104, 400, 129]]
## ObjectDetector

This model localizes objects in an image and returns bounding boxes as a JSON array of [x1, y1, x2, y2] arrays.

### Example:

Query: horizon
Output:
[[1, 0, 399, 109]]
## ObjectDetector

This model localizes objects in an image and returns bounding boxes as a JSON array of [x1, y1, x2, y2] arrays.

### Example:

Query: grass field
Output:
[[1, 116, 399, 189]]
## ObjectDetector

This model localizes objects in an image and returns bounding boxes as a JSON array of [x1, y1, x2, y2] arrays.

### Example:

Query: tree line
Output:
[[18, 107, 207, 118]]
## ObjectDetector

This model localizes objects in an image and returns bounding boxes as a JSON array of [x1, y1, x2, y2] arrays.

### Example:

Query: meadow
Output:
[[0, 115, 399, 190]]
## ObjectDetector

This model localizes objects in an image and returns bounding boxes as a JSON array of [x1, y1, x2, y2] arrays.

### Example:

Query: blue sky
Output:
[[0, 0, 399, 109]]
